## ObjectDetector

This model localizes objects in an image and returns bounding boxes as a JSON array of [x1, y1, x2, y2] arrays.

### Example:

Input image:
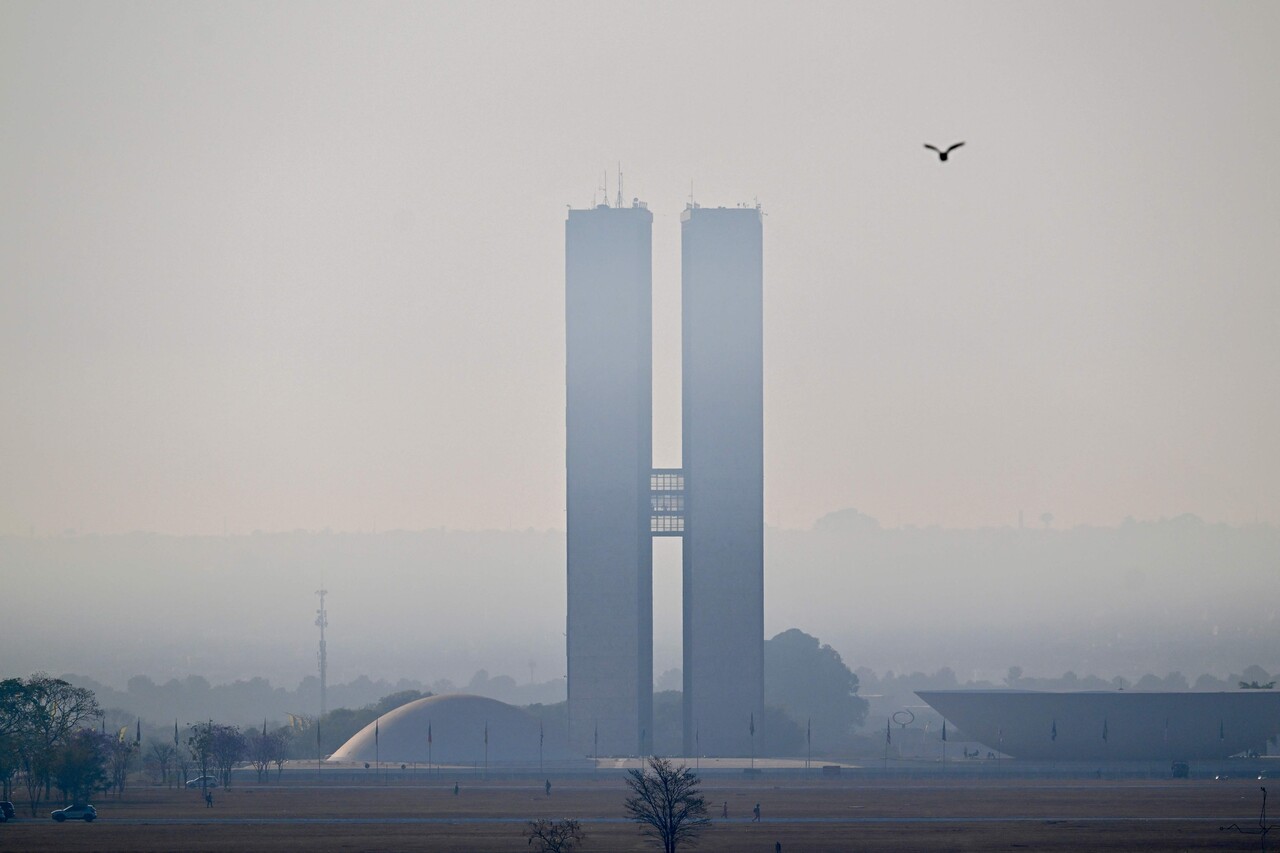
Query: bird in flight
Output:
[[924, 142, 965, 162]]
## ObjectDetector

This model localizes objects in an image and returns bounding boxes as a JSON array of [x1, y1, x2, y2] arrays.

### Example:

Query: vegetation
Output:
[[765, 628, 868, 753], [0, 674, 104, 813], [624, 756, 710, 853], [525, 817, 585, 853]]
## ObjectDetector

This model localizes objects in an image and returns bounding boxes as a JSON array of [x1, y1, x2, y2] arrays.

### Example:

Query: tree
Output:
[[51, 729, 110, 805], [624, 756, 710, 853], [146, 740, 176, 786], [205, 724, 248, 788], [0, 678, 28, 801], [104, 731, 139, 796], [188, 722, 215, 791], [14, 675, 102, 814], [764, 629, 868, 752], [270, 726, 292, 777], [526, 818, 585, 853], [249, 723, 289, 782], [249, 724, 273, 782]]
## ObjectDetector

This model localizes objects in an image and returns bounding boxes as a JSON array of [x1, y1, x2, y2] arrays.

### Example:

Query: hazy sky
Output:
[[3, 1, 1278, 535]]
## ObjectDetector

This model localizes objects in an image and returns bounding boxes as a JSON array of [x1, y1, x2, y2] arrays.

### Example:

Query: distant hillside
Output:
[[2, 514, 1276, 691]]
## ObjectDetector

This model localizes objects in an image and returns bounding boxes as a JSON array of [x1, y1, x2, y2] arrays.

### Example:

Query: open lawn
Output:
[[0, 772, 1272, 851]]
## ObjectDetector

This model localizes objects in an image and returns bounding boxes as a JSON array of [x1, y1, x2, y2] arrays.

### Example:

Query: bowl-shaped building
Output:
[[917, 690, 1280, 761]]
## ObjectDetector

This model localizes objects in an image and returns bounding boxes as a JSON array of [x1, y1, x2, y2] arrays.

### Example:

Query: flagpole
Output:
[[806, 718, 811, 771], [884, 717, 890, 771]]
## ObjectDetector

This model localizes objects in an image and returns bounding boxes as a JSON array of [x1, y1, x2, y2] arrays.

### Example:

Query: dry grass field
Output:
[[0, 772, 1273, 852]]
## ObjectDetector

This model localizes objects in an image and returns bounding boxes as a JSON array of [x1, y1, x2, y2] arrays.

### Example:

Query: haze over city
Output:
[[3, 2, 1278, 696]]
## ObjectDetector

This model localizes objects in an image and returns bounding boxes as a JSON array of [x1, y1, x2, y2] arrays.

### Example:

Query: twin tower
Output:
[[566, 198, 764, 757]]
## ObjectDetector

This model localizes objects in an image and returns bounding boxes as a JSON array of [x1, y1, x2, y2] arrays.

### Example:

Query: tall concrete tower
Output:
[[565, 198, 762, 758], [680, 206, 765, 756], [565, 202, 653, 757]]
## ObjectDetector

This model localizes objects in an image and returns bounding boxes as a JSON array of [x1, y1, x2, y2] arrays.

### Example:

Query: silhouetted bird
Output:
[[924, 142, 965, 162]]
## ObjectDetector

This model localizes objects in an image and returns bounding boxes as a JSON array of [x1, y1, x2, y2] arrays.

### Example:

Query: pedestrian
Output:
[[722, 801, 728, 819], [204, 790, 213, 808], [752, 802, 760, 822], [776, 843, 782, 853], [545, 779, 552, 796], [453, 782, 459, 796]]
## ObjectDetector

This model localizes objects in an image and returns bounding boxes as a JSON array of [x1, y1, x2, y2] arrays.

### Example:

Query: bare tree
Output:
[[146, 740, 176, 786], [526, 818, 585, 853], [188, 722, 215, 792], [105, 733, 138, 797], [249, 723, 274, 782], [624, 756, 710, 853], [270, 727, 292, 778], [208, 724, 247, 788]]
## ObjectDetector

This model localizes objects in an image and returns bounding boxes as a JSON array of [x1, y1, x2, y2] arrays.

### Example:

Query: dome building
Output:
[[328, 694, 574, 765]]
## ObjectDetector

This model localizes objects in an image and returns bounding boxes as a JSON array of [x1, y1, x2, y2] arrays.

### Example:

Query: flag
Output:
[[1102, 719, 1108, 742], [1163, 718, 1169, 743], [263, 718, 268, 738], [941, 720, 947, 742], [1051, 720, 1057, 741], [428, 722, 432, 745], [175, 719, 179, 748], [1219, 719, 1225, 741], [484, 721, 488, 745], [375, 718, 379, 748], [750, 712, 755, 737], [540, 721, 544, 747], [136, 719, 141, 744], [807, 718, 811, 749], [886, 718, 891, 745], [997, 725, 1003, 746]]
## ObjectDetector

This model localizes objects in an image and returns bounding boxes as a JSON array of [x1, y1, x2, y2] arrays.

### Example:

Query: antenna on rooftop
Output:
[[616, 163, 624, 208]]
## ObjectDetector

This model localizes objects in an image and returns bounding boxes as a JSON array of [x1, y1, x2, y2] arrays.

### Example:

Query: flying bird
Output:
[[924, 142, 965, 162]]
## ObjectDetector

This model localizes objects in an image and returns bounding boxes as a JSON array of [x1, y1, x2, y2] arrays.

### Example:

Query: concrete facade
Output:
[[680, 206, 765, 756], [564, 204, 654, 757], [565, 201, 762, 758]]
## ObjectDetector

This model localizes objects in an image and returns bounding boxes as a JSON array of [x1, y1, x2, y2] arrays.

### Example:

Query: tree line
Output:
[[0, 674, 132, 815]]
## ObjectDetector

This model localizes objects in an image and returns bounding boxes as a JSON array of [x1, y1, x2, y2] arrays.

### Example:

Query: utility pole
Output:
[[316, 589, 329, 720]]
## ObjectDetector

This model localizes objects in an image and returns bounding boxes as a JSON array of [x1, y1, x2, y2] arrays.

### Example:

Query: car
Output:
[[1171, 761, 1190, 778], [1259, 770, 1276, 780], [51, 804, 96, 822], [185, 776, 219, 788]]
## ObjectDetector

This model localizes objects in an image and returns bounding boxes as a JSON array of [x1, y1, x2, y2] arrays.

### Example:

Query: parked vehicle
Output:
[[51, 804, 96, 822], [0, 801, 12, 820], [185, 776, 219, 788]]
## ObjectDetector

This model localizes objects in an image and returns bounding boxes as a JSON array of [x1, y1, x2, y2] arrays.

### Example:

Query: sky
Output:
[[3, 1, 1278, 537]]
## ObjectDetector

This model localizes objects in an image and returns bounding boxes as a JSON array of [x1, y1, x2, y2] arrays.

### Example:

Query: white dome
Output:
[[328, 694, 570, 764]]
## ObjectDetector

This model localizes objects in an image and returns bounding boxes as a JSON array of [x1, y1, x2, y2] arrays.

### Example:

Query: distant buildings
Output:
[[566, 199, 764, 756]]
